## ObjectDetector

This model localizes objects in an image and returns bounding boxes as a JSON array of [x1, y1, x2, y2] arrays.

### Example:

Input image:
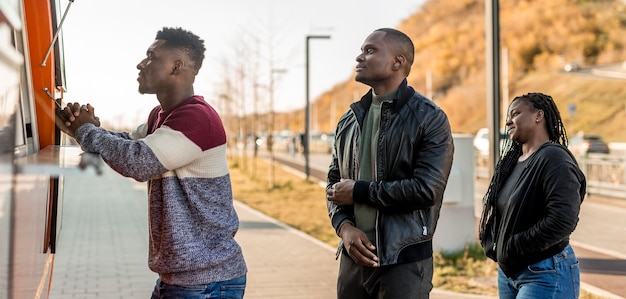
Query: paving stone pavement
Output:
[[49, 165, 497, 299]]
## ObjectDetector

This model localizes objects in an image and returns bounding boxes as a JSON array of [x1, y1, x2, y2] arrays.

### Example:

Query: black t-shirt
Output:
[[497, 158, 530, 215]]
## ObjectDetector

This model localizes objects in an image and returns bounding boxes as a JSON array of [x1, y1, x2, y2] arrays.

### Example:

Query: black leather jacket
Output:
[[327, 80, 454, 265]]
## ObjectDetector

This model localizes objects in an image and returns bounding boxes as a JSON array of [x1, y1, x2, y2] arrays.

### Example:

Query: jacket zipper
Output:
[[418, 211, 428, 235], [374, 104, 383, 251]]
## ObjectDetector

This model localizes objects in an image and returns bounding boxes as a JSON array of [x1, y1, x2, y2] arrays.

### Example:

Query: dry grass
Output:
[[229, 154, 339, 248], [229, 155, 609, 298]]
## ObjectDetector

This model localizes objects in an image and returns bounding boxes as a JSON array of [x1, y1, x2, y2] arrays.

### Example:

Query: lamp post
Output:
[[305, 35, 330, 179]]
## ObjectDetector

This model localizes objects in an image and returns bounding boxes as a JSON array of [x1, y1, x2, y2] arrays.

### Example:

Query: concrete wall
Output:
[[433, 134, 476, 253]]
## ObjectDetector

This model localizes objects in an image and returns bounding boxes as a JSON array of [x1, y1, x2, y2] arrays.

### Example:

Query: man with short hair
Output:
[[59, 27, 247, 299], [326, 28, 454, 299]]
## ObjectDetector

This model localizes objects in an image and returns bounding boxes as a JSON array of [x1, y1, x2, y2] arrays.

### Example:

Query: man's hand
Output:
[[57, 102, 101, 137], [339, 223, 379, 267], [326, 179, 356, 206]]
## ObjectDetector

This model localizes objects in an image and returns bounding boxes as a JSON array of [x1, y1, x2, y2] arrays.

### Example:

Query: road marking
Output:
[[570, 240, 626, 260]]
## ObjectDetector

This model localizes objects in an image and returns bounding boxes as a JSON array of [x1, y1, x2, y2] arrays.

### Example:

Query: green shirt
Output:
[[355, 89, 397, 243]]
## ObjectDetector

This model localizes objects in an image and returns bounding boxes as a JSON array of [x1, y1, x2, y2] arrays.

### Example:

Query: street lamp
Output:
[[305, 35, 330, 179]]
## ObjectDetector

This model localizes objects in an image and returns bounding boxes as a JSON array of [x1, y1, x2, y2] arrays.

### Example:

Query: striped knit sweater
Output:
[[74, 95, 247, 285]]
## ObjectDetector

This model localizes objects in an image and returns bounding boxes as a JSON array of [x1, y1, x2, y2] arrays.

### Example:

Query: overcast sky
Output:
[[60, 0, 425, 128]]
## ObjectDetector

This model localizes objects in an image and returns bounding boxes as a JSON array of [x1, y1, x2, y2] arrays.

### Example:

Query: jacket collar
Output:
[[355, 79, 415, 114]]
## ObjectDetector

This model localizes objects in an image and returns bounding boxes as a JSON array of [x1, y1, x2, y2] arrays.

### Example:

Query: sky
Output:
[[60, 0, 425, 128]]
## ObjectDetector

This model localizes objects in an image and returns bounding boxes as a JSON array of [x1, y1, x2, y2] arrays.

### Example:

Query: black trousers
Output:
[[337, 251, 434, 299]]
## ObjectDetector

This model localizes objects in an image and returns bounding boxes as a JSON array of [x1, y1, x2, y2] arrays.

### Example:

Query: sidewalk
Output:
[[49, 166, 497, 298]]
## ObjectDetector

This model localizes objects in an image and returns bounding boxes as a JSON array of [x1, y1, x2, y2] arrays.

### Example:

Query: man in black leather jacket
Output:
[[326, 28, 454, 299]]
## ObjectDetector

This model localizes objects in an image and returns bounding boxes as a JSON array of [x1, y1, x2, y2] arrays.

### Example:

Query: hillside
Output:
[[289, 0, 626, 142]]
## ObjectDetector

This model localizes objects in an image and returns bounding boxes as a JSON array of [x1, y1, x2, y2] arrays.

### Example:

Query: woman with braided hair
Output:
[[479, 92, 586, 298]]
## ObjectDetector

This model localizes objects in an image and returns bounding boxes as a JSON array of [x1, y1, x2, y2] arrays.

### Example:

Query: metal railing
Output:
[[475, 152, 626, 200], [578, 153, 626, 199]]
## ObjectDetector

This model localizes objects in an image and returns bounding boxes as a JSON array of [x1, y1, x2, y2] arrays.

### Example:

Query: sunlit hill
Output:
[[271, 0, 626, 142]]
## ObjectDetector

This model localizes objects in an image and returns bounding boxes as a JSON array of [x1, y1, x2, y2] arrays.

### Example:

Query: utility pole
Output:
[[485, 0, 501, 177]]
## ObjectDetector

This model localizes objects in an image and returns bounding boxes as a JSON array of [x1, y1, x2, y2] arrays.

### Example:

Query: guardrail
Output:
[[475, 152, 626, 200], [267, 144, 626, 200], [577, 153, 626, 199]]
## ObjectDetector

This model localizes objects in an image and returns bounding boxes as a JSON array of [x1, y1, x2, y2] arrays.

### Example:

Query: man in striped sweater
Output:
[[59, 27, 247, 298]]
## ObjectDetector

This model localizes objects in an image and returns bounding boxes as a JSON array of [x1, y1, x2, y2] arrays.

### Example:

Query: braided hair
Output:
[[478, 92, 569, 243]]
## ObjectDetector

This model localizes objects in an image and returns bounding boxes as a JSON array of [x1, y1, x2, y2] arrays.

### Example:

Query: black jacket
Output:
[[480, 143, 586, 277], [326, 79, 454, 265]]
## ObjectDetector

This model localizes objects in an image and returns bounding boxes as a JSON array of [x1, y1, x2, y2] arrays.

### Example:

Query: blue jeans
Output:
[[150, 275, 246, 299], [497, 245, 580, 299]]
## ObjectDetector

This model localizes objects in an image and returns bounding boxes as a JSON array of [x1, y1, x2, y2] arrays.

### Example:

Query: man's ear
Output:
[[171, 60, 184, 74], [393, 55, 406, 71]]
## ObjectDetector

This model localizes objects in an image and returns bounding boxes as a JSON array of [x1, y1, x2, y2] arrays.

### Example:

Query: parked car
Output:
[[473, 127, 508, 158], [564, 62, 580, 72], [568, 134, 610, 156], [473, 128, 490, 158]]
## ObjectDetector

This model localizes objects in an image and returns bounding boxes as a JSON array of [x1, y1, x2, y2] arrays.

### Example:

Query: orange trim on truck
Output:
[[23, 0, 56, 149]]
